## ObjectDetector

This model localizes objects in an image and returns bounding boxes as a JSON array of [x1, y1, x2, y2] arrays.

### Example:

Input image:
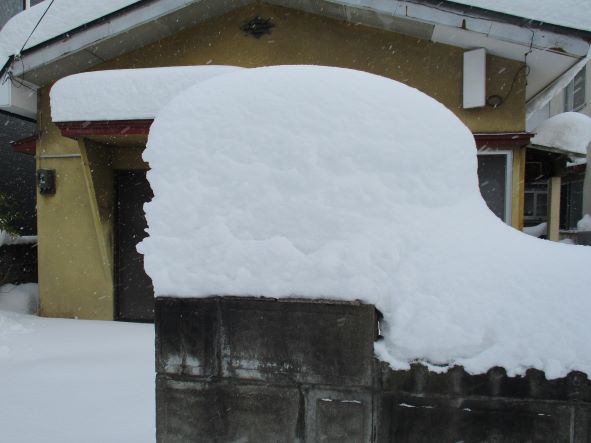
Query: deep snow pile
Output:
[[0, 293, 154, 443], [139, 65, 591, 379], [51, 66, 243, 121], [0, 283, 38, 314], [531, 112, 591, 156]]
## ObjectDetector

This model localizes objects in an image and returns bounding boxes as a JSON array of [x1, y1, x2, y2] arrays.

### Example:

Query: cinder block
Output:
[[219, 297, 377, 386], [157, 375, 302, 443], [155, 297, 219, 377], [385, 394, 573, 443], [306, 388, 374, 442]]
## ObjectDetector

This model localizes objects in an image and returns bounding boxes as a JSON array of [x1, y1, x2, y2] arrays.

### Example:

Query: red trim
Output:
[[56, 120, 153, 137], [474, 132, 533, 148], [55, 122, 533, 151], [568, 163, 587, 174], [11, 134, 38, 155]]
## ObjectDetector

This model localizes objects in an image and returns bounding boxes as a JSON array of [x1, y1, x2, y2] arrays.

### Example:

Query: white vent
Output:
[[463, 48, 486, 109]]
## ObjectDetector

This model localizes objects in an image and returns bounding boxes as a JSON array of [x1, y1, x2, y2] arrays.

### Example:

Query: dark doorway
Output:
[[115, 170, 154, 322]]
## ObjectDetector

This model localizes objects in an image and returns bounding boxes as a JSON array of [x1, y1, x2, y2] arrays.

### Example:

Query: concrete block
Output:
[[155, 297, 219, 377], [385, 395, 573, 443], [306, 388, 374, 442], [157, 375, 302, 443], [219, 297, 377, 386]]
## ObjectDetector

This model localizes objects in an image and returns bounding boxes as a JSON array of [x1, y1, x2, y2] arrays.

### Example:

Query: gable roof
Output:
[[1, 0, 590, 119], [0, 0, 142, 73]]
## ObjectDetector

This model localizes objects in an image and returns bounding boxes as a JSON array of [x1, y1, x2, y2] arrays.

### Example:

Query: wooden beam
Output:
[[474, 132, 533, 148], [11, 134, 38, 155], [56, 120, 153, 138], [547, 176, 561, 241]]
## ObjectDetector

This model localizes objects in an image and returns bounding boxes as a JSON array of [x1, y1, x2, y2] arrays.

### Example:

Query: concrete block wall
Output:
[[156, 296, 591, 442]]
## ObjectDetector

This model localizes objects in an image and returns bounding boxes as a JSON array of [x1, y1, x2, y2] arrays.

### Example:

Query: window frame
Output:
[[564, 66, 587, 112], [476, 149, 513, 225]]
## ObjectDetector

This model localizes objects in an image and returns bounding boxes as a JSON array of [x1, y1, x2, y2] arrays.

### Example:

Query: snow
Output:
[[531, 112, 591, 156], [0, 229, 37, 246], [578, 214, 591, 231], [448, 0, 591, 32], [0, 283, 38, 314], [0, 285, 154, 443], [139, 65, 591, 379], [51, 66, 243, 122], [523, 222, 547, 238], [0, 0, 141, 71]]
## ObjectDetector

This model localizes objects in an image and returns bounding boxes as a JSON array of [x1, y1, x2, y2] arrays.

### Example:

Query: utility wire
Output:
[[19, 0, 56, 55]]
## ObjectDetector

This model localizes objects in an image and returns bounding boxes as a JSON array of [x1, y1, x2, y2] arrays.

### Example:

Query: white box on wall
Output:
[[463, 48, 486, 109]]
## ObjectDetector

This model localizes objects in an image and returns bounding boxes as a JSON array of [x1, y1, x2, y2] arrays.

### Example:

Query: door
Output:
[[115, 170, 154, 321]]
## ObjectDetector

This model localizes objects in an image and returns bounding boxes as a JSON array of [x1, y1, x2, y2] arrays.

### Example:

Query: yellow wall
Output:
[[98, 3, 526, 132], [36, 93, 115, 319], [36, 2, 526, 319]]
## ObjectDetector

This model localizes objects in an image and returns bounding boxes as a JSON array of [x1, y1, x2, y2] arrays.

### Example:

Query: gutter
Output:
[[438, 0, 591, 41]]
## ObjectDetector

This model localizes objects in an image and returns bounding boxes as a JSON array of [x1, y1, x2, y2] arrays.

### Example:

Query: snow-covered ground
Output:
[[0, 284, 154, 443]]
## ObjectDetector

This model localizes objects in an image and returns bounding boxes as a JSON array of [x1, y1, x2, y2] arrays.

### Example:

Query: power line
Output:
[[19, 0, 56, 55]]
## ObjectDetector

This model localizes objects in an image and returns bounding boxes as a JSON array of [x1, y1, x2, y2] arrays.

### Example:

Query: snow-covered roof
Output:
[[50, 66, 243, 122], [139, 65, 591, 379], [0, 0, 141, 73], [449, 0, 591, 33], [2, 0, 591, 119], [531, 112, 591, 157]]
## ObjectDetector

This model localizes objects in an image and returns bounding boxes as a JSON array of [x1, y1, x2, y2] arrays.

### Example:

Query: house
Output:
[[527, 59, 591, 238], [0, 0, 40, 237], [1, 0, 590, 321]]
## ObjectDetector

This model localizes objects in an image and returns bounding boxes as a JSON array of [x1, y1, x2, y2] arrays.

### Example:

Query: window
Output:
[[560, 178, 584, 230], [477, 151, 513, 224], [564, 66, 586, 112], [524, 182, 548, 226]]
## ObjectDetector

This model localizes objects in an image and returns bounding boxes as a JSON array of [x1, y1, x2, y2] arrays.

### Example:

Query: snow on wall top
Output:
[[0, 0, 141, 71], [448, 0, 591, 32], [531, 112, 591, 156], [139, 65, 591, 379], [50, 66, 244, 122]]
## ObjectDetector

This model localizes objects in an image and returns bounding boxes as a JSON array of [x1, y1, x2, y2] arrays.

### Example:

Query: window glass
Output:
[[523, 182, 548, 226], [477, 154, 509, 222], [565, 66, 586, 112]]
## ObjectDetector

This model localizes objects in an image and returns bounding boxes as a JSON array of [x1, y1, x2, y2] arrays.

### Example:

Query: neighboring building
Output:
[[0, 0, 41, 236], [0, 0, 590, 320], [526, 60, 590, 236]]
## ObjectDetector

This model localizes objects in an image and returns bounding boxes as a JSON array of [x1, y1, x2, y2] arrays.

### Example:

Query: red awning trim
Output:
[[11, 134, 38, 155], [474, 132, 533, 148], [53, 121, 532, 153], [56, 120, 153, 137]]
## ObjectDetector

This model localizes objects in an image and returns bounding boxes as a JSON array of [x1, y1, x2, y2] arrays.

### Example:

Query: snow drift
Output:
[[139, 65, 591, 379], [531, 112, 591, 156], [50, 66, 243, 122]]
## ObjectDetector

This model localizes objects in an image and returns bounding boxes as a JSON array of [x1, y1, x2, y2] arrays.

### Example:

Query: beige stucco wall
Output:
[[99, 3, 526, 132], [36, 93, 115, 319], [36, 2, 527, 319]]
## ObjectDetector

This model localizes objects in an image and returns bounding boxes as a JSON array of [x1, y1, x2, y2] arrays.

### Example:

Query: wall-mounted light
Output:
[[37, 169, 56, 195]]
